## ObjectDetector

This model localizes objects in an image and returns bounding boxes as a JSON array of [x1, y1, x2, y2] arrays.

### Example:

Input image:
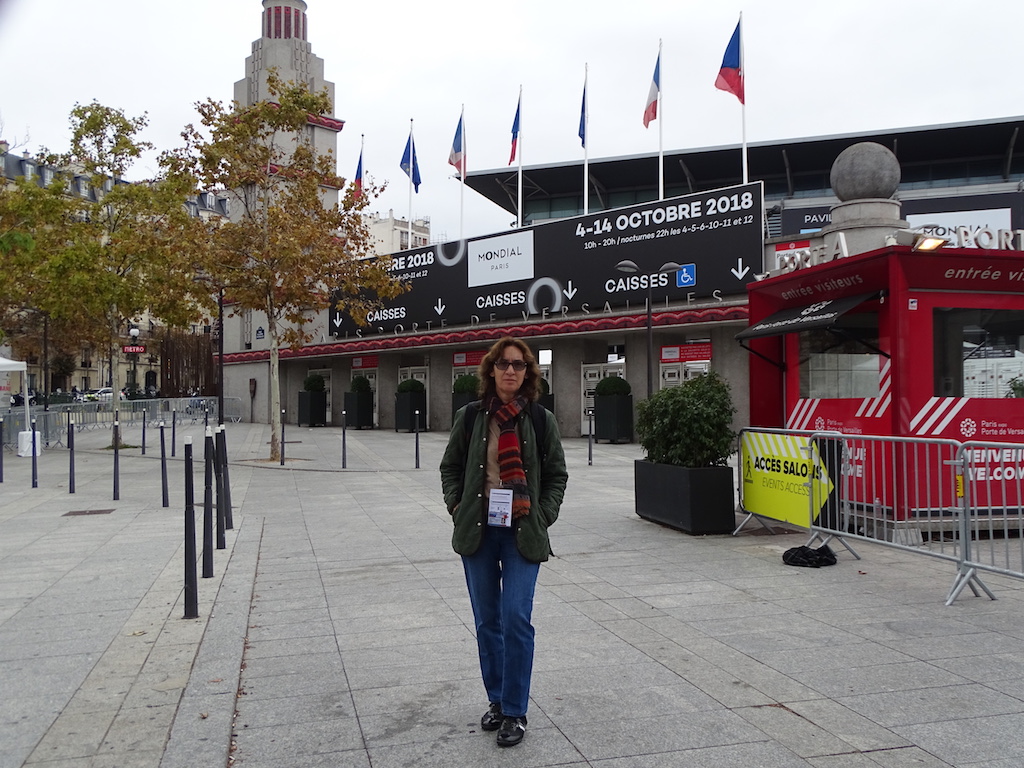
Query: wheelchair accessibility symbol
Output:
[[675, 264, 696, 288]]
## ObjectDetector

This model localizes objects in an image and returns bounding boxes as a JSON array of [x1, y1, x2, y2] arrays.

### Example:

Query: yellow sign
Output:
[[740, 431, 834, 528]]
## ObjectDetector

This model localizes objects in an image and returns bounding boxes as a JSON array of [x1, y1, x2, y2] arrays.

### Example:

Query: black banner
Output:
[[331, 182, 763, 337]]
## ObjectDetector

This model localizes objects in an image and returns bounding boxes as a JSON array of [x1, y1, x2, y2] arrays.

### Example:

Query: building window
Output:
[[284, 6, 291, 38], [273, 6, 282, 37], [798, 312, 881, 399], [243, 309, 253, 350], [934, 308, 1024, 398]]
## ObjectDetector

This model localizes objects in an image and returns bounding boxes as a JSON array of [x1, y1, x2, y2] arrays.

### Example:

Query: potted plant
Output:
[[395, 377, 427, 432], [594, 375, 633, 443], [344, 374, 374, 429], [538, 375, 555, 413], [634, 371, 738, 534], [452, 373, 479, 419], [297, 373, 328, 426]]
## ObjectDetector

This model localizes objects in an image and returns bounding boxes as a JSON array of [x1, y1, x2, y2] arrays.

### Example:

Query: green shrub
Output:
[[303, 373, 326, 392], [594, 375, 631, 397], [636, 371, 736, 467], [452, 374, 479, 395], [349, 375, 371, 393], [397, 378, 425, 393]]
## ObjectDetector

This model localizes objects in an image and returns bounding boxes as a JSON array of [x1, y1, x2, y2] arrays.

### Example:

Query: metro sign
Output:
[[122, 345, 146, 354]]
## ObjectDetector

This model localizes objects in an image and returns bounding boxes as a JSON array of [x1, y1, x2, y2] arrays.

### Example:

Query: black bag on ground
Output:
[[782, 544, 837, 568]]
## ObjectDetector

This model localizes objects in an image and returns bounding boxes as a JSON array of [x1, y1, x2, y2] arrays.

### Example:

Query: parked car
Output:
[[94, 387, 124, 401], [10, 391, 37, 407]]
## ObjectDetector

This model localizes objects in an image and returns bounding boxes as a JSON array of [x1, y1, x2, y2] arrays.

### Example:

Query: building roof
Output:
[[465, 116, 1024, 218]]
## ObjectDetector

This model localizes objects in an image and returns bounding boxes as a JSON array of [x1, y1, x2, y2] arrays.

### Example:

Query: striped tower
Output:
[[234, 0, 344, 206]]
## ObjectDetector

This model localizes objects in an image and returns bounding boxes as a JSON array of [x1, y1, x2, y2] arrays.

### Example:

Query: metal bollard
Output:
[[214, 427, 225, 550], [69, 417, 75, 494], [113, 420, 120, 500], [202, 427, 214, 578], [183, 436, 199, 619], [141, 410, 146, 455], [280, 410, 286, 466], [160, 421, 169, 508], [587, 408, 594, 466], [171, 409, 177, 457], [414, 409, 421, 469], [31, 418, 38, 489], [217, 427, 233, 530], [0, 417, 4, 483], [341, 410, 347, 469]]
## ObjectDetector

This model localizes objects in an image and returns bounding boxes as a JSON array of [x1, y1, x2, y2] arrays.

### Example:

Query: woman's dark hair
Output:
[[477, 336, 542, 402]]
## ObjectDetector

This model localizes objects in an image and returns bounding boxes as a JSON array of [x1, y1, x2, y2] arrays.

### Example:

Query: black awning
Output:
[[736, 292, 878, 341]]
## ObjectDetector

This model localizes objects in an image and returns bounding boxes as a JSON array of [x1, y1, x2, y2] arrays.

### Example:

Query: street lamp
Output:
[[129, 327, 140, 394], [615, 259, 682, 399]]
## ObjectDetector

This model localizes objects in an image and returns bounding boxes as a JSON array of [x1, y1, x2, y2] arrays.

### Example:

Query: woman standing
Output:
[[440, 337, 568, 748]]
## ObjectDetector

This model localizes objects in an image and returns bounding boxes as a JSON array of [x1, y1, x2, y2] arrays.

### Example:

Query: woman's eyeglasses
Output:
[[495, 359, 527, 371]]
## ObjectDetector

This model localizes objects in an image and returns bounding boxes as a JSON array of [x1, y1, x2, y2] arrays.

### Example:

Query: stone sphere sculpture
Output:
[[830, 142, 901, 202]]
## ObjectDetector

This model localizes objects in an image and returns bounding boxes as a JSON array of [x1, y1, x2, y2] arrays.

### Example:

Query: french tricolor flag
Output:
[[643, 51, 660, 128], [353, 147, 363, 198], [509, 94, 521, 165], [448, 113, 465, 179], [715, 19, 744, 104]]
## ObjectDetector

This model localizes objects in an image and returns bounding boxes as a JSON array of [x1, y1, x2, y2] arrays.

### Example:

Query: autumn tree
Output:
[[179, 72, 402, 460], [1, 103, 213, 404], [49, 103, 214, 398]]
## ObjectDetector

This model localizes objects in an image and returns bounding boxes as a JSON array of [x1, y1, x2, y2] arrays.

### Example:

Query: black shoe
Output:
[[496, 715, 527, 747], [480, 702, 502, 731]]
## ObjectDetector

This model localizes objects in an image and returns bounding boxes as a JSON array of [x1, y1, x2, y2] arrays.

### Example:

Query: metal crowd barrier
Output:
[[0, 397, 240, 450], [807, 432, 963, 562], [738, 427, 1024, 605], [950, 440, 1024, 604]]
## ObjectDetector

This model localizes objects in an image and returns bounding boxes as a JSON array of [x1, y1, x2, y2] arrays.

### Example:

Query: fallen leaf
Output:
[[200, 712, 209, 719]]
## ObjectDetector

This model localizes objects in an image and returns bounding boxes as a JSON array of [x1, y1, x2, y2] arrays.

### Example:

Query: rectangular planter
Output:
[[595, 394, 633, 443], [297, 390, 327, 427], [634, 460, 736, 535], [452, 393, 477, 422], [395, 391, 427, 432], [343, 391, 374, 429]]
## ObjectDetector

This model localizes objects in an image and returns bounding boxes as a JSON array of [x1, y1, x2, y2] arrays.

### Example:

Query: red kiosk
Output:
[[741, 244, 1024, 442]]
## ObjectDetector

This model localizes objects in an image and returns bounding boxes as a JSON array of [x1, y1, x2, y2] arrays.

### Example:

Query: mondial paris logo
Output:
[[468, 231, 535, 288]]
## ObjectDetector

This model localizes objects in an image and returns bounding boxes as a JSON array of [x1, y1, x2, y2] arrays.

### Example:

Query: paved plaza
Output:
[[3, 418, 1024, 767]]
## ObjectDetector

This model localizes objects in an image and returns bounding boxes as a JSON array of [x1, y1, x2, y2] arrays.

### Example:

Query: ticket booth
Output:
[[740, 245, 1024, 441]]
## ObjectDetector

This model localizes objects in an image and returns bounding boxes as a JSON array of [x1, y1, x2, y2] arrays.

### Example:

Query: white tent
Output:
[[0, 355, 31, 429]]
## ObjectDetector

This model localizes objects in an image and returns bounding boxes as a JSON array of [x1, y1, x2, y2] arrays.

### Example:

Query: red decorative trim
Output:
[[307, 113, 345, 132], [222, 306, 748, 364]]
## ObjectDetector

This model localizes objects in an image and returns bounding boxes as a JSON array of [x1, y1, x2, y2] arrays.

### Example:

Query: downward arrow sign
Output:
[[563, 280, 578, 300], [434, 299, 446, 316], [332, 314, 343, 327], [731, 259, 750, 280]]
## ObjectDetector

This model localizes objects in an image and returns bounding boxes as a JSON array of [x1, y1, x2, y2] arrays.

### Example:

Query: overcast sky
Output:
[[1, 0, 1022, 243]]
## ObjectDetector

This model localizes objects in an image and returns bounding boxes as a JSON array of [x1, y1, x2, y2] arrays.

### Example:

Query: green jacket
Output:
[[440, 401, 568, 563]]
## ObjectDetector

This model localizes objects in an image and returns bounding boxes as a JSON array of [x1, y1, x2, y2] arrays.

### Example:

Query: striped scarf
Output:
[[491, 395, 531, 519]]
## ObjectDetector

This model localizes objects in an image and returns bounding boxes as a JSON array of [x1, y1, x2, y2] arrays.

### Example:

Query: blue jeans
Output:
[[461, 525, 540, 718]]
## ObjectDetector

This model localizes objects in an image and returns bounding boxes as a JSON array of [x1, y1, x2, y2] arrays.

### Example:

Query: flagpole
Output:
[[582, 64, 589, 216], [459, 105, 465, 241], [658, 39, 664, 200], [517, 86, 523, 228], [407, 118, 414, 247], [739, 12, 748, 184]]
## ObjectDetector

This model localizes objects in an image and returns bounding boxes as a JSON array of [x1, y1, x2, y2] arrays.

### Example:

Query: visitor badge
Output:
[[487, 488, 513, 527]]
